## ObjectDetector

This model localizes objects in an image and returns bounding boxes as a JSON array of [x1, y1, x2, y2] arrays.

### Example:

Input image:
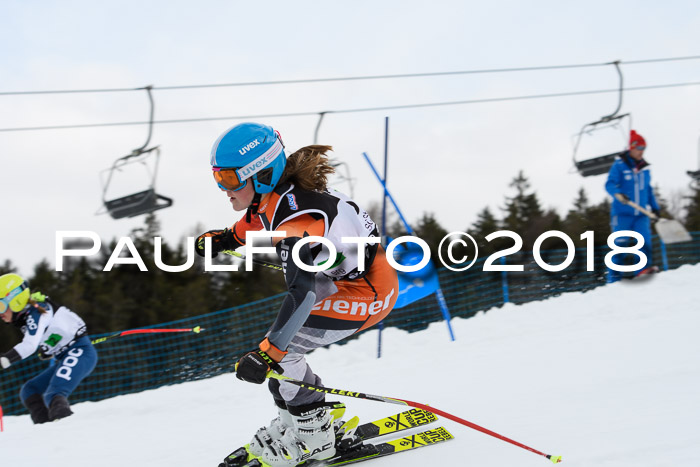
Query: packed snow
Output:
[[1, 265, 699, 467]]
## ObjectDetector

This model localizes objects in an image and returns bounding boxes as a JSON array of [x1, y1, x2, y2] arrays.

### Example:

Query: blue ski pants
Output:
[[20, 336, 98, 407], [607, 214, 653, 282]]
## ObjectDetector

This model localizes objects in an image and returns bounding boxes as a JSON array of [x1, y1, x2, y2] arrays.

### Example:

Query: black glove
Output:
[[235, 349, 284, 384], [37, 346, 53, 361], [615, 193, 630, 203], [195, 228, 242, 258], [652, 209, 661, 218]]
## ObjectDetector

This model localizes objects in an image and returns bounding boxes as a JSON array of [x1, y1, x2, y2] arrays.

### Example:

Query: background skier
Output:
[[0, 273, 98, 423]]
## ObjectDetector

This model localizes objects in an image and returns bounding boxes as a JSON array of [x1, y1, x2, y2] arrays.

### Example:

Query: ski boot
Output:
[[23, 394, 49, 424], [219, 402, 346, 467], [248, 400, 294, 457], [259, 402, 344, 467], [48, 395, 73, 421], [219, 400, 292, 467], [636, 265, 660, 277]]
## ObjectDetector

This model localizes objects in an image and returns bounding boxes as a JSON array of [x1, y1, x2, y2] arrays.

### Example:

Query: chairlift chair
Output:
[[572, 113, 631, 177], [101, 146, 173, 219], [98, 86, 173, 219], [572, 61, 629, 177]]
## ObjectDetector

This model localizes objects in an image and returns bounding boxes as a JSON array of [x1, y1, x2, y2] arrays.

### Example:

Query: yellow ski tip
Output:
[[193, 326, 202, 333], [549, 455, 563, 463]]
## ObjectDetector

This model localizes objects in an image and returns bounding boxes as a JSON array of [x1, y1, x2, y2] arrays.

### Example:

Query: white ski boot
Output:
[[261, 402, 344, 466], [247, 402, 294, 457]]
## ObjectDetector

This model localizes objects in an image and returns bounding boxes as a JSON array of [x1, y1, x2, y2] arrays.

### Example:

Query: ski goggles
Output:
[[212, 135, 284, 192], [0, 284, 27, 315], [212, 167, 248, 192]]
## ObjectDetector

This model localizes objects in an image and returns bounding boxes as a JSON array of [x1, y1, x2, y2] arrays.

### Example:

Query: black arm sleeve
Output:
[[2, 348, 22, 364], [267, 237, 317, 351]]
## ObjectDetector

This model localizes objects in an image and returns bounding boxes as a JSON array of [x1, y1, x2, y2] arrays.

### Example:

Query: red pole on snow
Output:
[[1, 404, 4, 432], [267, 372, 562, 464], [398, 399, 561, 463]]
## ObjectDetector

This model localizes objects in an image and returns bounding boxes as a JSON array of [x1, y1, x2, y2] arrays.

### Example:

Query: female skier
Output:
[[196, 122, 398, 466], [0, 273, 98, 423]]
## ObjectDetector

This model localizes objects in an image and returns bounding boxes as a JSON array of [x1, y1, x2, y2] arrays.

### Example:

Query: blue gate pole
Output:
[[363, 151, 456, 342], [435, 287, 456, 341], [500, 256, 510, 303], [362, 153, 415, 235], [659, 239, 669, 271]]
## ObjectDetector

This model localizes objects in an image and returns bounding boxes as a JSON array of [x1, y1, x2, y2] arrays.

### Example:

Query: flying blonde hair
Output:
[[278, 145, 336, 191]]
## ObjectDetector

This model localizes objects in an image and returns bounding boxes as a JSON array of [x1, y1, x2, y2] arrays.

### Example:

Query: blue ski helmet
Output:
[[210, 122, 286, 194]]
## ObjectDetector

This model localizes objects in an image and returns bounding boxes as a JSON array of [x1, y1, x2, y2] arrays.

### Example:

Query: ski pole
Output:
[[267, 372, 562, 464], [222, 250, 283, 271], [90, 326, 204, 345]]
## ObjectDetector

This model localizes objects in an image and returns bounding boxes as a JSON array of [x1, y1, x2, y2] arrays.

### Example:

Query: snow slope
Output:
[[2, 265, 699, 467]]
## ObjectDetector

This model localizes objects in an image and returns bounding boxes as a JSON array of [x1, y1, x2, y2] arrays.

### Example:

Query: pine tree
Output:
[[653, 184, 670, 217], [563, 188, 611, 246], [0, 259, 16, 276], [468, 207, 503, 257], [501, 171, 547, 250], [685, 183, 700, 230], [413, 212, 448, 264]]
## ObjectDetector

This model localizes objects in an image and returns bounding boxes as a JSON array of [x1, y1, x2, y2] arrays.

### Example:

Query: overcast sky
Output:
[[2, 1, 700, 276]]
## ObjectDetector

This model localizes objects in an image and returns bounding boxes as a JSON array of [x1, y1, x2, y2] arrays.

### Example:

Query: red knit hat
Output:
[[629, 130, 646, 149]]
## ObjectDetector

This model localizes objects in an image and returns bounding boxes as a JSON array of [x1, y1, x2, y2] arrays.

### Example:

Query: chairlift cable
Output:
[[1, 80, 700, 133], [2, 55, 700, 96]]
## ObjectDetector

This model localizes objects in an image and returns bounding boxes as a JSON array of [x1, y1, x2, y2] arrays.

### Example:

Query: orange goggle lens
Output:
[[212, 168, 247, 192]]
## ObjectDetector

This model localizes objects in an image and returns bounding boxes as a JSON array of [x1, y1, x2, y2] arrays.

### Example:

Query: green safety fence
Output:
[[1, 233, 698, 416]]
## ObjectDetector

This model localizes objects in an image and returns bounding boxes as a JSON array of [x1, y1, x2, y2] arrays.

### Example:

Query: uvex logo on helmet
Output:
[[239, 139, 260, 156], [236, 152, 278, 179]]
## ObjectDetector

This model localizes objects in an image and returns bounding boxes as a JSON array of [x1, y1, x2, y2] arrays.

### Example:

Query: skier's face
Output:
[[226, 182, 255, 211], [629, 146, 645, 161], [0, 310, 12, 323]]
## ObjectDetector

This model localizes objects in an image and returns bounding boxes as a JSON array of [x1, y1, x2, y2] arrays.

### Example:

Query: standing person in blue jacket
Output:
[[605, 130, 661, 282], [0, 273, 98, 423]]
